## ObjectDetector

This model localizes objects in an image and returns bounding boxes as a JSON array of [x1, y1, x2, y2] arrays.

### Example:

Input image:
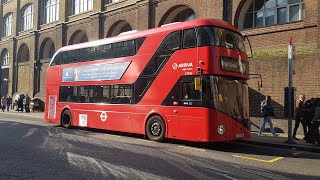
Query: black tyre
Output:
[[61, 110, 72, 128], [146, 115, 166, 142]]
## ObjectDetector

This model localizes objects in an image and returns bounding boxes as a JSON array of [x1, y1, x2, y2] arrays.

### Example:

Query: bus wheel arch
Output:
[[145, 114, 167, 142], [61, 108, 72, 128]]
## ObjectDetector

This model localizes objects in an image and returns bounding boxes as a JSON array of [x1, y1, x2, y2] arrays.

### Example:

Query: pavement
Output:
[[1, 110, 320, 153]]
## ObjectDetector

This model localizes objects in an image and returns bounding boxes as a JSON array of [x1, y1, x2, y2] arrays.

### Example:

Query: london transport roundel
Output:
[[100, 112, 108, 122]]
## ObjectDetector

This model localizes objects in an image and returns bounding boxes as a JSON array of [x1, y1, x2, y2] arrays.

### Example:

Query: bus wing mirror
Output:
[[244, 35, 253, 58], [249, 74, 263, 91], [194, 77, 202, 91]]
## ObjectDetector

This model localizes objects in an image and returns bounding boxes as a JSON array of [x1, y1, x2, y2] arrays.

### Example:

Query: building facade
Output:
[[0, 0, 318, 117]]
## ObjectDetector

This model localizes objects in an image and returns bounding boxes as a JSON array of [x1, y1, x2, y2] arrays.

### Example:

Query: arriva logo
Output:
[[172, 63, 193, 70]]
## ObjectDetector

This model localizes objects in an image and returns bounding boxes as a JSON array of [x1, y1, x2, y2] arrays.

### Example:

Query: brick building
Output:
[[0, 0, 318, 117]]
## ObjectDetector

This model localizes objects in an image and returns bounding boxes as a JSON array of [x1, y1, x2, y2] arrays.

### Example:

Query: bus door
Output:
[[165, 76, 205, 141]]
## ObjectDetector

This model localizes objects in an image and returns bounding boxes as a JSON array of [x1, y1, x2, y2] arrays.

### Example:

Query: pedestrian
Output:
[[22, 94, 26, 112], [308, 102, 320, 145], [6, 95, 11, 112], [25, 95, 31, 113], [302, 99, 314, 142], [17, 95, 23, 112], [14, 94, 19, 111], [258, 95, 278, 136], [1, 96, 6, 112], [293, 94, 308, 140]]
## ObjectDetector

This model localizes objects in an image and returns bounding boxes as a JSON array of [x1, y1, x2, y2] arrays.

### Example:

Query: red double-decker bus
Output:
[[45, 19, 251, 142]]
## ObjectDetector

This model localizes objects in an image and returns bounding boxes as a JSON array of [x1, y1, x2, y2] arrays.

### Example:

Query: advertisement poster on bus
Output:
[[62, 62, 131, 82]]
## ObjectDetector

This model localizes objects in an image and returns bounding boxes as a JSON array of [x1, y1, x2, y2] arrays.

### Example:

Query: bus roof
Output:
[[57, 19, 240, 52]]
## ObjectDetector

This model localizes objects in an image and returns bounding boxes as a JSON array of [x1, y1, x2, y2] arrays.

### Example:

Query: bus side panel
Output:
[[164, 107, 208, 142], [45, 66, 61, 123], [208, 110, 251, 142], [62, 104, 141, 134]]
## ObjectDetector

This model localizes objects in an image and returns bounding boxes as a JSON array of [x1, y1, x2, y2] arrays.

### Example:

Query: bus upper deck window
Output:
[[196, 26, 215, 47], [50, 53, 62, 66], [225, 34, 235, 49], [158, 31, 181, 52], [183, 28, 196, 48]]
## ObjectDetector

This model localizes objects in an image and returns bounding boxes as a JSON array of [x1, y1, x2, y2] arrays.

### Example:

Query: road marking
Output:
[[232, 155, 284, 163], [178, 146, 206, 152]]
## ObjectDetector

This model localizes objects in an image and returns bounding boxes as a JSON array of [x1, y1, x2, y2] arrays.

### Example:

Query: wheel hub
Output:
[[151, 122, 161, 136]]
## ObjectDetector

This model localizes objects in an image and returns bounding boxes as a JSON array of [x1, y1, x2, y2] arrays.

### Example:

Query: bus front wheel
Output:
[[146, 115, 166, 142], [61, 110, 72, 128]]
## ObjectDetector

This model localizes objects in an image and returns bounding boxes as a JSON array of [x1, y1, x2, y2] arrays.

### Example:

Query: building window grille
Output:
[[73, 0, 93, 15], [3, 13, 12, 37], [21, 4, 33, 31], [45, 0, 59, 23], [243, 0, 305, 29]]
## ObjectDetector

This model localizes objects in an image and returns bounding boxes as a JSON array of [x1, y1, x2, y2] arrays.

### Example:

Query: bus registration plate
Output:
[[236, 133, 244, 138]]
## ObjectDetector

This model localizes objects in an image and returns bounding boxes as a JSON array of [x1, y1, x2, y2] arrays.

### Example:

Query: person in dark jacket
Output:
[[6, 96, 11, 112], [302, 99, 315, 142], [258, 95, 278, 136], [308, 102, 320, 144], [17, 95, 24, 112], [293, 94, 308, 140]]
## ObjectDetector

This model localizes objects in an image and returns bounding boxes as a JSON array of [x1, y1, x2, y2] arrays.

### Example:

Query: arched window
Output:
[[17, 44, 30, 62], [73, 0, 93, 15], [158, 6, 197, 27], [40, 38, 55, 59], [3, 13, 12, 37], [1, 49, 9, 67], [21, 4, 33, 31], [69, 30, 88, 45], [173, 8, 196, 22], [243, 0, 305, 29], [49, 43, 55, 58], [45, 0, 59, 23]]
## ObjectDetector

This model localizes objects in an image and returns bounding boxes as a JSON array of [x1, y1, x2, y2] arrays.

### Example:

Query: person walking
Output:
[[303, 99, 315, 143], [1, 96, 6, 112], [258, 95, 278, 136], [308, 102, 320, 144], [293, 94, 308, 140], [6, 96, 11, 112], [25, 95, 31, 113], [17, 95, 23, 112]]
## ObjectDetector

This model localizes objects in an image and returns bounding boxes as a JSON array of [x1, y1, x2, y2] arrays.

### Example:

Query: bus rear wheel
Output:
[[146, 115, 166, 142], [61, 110, 72, 128]]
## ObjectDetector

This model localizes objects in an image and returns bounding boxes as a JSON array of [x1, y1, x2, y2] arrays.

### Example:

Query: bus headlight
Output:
[[217, 125, 225, 135]]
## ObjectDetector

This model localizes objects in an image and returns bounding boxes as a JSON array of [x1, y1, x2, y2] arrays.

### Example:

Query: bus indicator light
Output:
[[217, 125, 225, 135]]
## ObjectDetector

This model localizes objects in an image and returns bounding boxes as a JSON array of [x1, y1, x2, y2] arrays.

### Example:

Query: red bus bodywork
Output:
[[45, 19, 250, 142]]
